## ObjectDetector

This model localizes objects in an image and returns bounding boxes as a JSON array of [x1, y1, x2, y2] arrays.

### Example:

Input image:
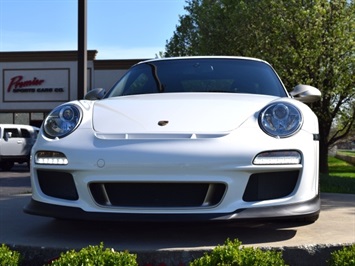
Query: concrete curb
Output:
[[8, 243, 353, 266], [335, 153, 355, 166]]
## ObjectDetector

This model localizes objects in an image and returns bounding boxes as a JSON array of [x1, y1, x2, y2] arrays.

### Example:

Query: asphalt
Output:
[[0, 165, 354, 266]]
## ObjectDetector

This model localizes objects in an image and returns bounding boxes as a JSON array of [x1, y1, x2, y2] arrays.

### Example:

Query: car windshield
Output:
[[106, 58, 287, 98]]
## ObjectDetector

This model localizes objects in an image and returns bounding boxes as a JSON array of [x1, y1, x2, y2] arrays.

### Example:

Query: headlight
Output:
[[259, 102, 302, 138], [44, 104, 82, 138]]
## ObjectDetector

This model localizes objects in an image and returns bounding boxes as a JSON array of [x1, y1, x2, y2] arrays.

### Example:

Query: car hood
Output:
[[92, 93, 278, 134]]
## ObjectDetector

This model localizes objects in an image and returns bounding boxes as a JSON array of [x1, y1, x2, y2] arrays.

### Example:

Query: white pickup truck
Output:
[[0, 124, 39, 171]]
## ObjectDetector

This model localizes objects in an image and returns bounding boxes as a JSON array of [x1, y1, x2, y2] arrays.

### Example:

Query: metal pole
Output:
[[77, 0, 87, 99]]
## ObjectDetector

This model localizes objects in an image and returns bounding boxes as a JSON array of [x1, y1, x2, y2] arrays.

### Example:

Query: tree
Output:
[[165, 0, 355, 173]]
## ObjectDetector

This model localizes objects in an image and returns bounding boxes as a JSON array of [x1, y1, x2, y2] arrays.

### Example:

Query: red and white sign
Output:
[[3, 69, 70, 102]]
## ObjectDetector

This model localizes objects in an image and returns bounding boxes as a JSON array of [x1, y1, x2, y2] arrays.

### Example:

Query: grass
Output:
[[320, 156, 355, 194]]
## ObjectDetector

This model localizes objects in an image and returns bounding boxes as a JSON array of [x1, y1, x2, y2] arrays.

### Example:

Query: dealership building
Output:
[[0, 51, 146, 127]]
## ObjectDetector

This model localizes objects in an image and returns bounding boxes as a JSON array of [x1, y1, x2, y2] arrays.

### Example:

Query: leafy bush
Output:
[[3, 240, 354, 266], [189, 239, 287, 266], [0, 244, 20, 266], [329, 245, 355, 266], [49, 242, 138, 266]]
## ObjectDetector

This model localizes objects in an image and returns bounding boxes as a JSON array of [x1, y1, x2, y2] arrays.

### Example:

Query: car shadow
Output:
[[26, 218, 301, 250], [0, 163, 29, 173]]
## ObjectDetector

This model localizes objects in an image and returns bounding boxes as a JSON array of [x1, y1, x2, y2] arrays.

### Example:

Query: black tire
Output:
[[0, 161, 14, 171]]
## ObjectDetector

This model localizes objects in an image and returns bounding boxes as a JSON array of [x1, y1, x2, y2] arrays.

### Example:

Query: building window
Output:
[[15, 113, 30, 125], [0, 112, 46, 126], [0, 113, 13, 124], [30, 112, 45, 127]]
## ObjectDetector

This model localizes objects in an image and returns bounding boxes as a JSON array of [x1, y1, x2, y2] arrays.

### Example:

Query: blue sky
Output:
[[0, 0, 186, 59]]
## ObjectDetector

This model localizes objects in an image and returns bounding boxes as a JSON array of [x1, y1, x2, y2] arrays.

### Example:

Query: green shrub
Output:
[[49, 242, 138, 266], [329, 245, 355, 266], [0, 244, 20, 266], [189, 239, 287, 266]]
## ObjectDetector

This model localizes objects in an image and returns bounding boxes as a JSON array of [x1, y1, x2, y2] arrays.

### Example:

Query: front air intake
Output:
[[37, 170, 78, 200], [243, 171, 299, 201], [90, 182, 226, 208]]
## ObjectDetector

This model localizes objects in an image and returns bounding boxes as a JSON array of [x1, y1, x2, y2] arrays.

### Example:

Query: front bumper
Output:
[[27, 124, 320, 221], [24, 194, 320, 222]]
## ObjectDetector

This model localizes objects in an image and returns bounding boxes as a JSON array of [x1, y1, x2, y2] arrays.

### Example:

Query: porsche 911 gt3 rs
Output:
[[24, 56, 321, 222]]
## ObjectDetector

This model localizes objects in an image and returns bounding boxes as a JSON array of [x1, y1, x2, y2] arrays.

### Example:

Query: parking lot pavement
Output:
[[0, 166, 354, 266], [0, 164, 31, 197]]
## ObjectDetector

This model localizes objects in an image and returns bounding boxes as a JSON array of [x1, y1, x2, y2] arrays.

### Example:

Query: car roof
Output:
[[136, 56, 270, 66]]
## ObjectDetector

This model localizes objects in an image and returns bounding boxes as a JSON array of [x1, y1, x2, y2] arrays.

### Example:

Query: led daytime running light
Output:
[[253, 151, 301, 165], [35, 151, 68, 165]]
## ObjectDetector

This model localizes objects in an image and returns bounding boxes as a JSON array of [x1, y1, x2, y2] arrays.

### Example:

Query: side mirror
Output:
[[290, 85, 321, 103], [84, 88, 106, 100]]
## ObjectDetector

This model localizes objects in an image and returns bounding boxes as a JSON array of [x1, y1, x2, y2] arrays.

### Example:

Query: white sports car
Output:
[[24, 56, 321, 222]]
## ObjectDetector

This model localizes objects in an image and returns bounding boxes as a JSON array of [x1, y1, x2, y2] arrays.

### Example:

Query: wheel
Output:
[[0, 161, 14, 171]]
